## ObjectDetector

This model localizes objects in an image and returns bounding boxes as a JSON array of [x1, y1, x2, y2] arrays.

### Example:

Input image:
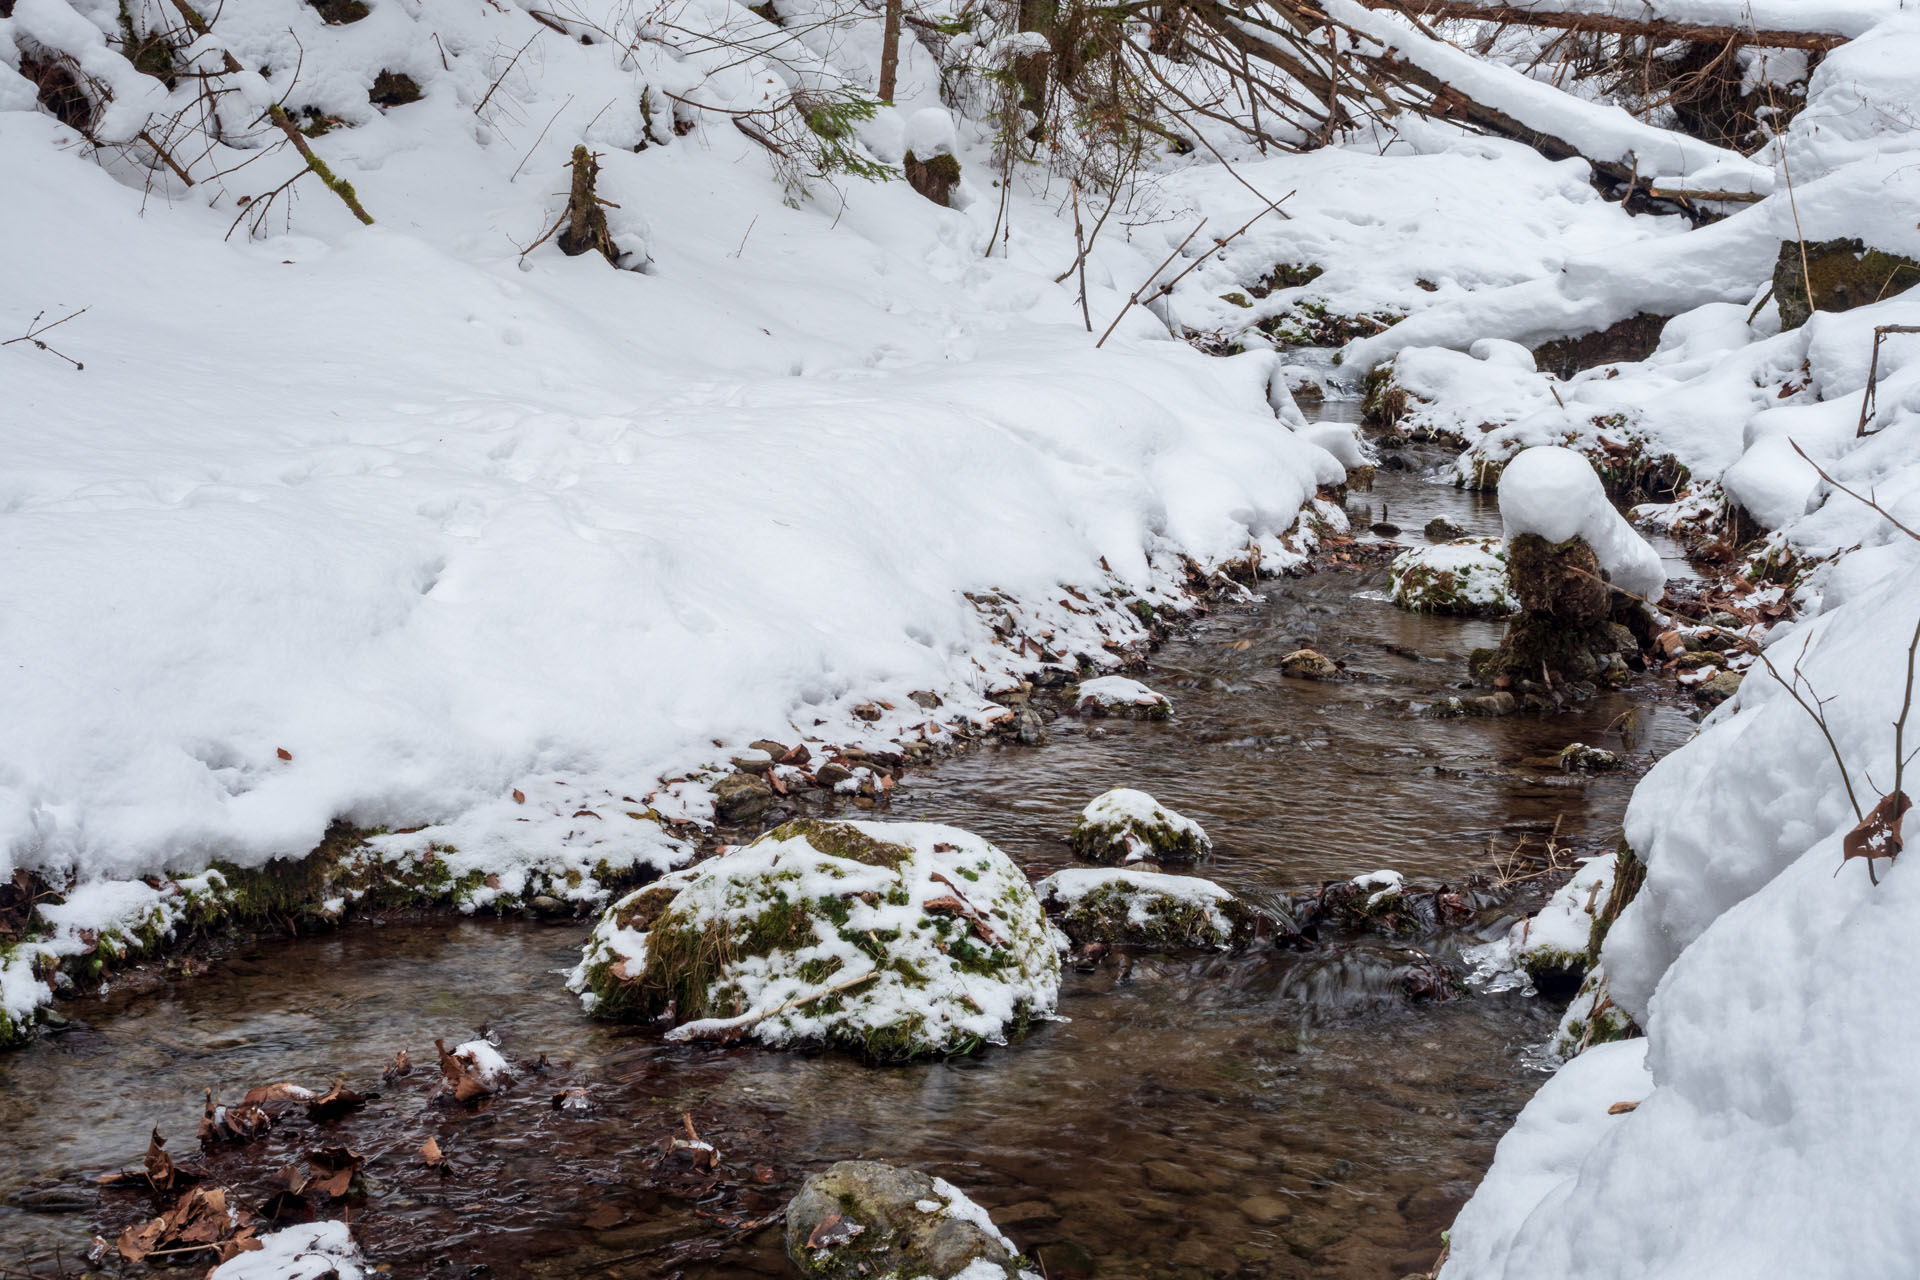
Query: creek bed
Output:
[[0, 424, 1700, 1280]]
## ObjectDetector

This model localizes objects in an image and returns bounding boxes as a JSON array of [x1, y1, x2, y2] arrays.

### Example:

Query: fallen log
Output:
[[1356, 0, 1852, 51]]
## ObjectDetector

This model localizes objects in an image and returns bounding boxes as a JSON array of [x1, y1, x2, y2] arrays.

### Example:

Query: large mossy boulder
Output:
[[1387, 537, 1516, 618], [1775, 237, 1920, 330], [569, 820, 1060, 1060], [786, 1161, 1038, 1280], [1068, 789, 1211, 866], [1035, 867, 1253, 950]]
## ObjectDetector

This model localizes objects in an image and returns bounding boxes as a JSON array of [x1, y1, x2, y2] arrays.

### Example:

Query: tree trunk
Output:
[[877, 0, 904, 102]]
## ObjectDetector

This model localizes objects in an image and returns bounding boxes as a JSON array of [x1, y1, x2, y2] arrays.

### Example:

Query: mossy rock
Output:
[[1246, 261, 1323, 299], [369, 70, 421, 107], [1361, 363, 1417, 430], [904, 150, 961, 207], [1387, 538, 1516, 618], [308, 0, 369, 22], [1036, 868, 1252, 950], [786, 1161, 1032, 1280], [1068, 789, 1211, 866], [571, 820, 1060, 1059], [1775, 237, 1920, 331], [1530, 312, 1668, 379]]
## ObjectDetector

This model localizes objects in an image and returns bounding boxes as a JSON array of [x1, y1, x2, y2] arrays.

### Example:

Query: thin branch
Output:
[[1790, 439, 1920, 543], [1095, 218, 1208, 348]]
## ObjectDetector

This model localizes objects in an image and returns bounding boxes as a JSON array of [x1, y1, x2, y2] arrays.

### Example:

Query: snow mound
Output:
[[1036, 867, 1251, 949], [209, 1222, 366, 1280], [570, 819, 1059, 1058], [1388, 537, 1517, 617], [1499, 447, 1665, 601], [1068, 789, 1211, 865]]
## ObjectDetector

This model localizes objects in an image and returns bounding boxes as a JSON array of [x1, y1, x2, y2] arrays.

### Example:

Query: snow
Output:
[[1350, 868, 1404, 907], [1438, 1039, 1650, 1280], [1411, 0, 1904, 39], [0, 0, 1355, 919], [1073, 676, 1171, 715], [209, 1222, 366, 1280], [1321, 0, 1775, 193], [1417, 13, 1920, 1278], [1498, 446, 1666, 601]]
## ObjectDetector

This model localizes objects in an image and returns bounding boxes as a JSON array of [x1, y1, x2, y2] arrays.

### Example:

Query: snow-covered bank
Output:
[[0, 0, 1393, 1040], [1425, 11, 1920, 1278]]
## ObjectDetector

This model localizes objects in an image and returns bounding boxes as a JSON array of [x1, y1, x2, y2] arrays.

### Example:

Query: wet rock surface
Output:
[[785, 1161, 1026, 1280]]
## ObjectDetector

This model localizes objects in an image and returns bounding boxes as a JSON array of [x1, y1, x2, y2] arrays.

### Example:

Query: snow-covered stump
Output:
[[785, 1161, 1039, 1280], [1475, 447, 1664, 691], [1035, 867, 1253, 950], [1388, 537, 1517, 617], [1067, 789, 1211, 867], [1072, 675, 1172, 721], [568, 820, 1060, 1061]]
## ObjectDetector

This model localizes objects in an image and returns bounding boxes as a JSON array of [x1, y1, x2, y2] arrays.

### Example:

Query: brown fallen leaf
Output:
[[583, 1202, 624, 1230], [1607, 1100, 1640, 1115], [99, 1126, 201, 1193], [306, 1145, 363, 1198], [512, 788, 526, 804], [382, 1048, 412, 1082], [551, 1087, 594, 1112], [1843, 790, 1911, 863], [257, 1164, 311, 1221], [276, 747, 293, 761], [420, 1136, 450, 1171], [115, 1215, 167, 1262], [434, 1037, 496, 1104], [306, 1080, 370, 1122]]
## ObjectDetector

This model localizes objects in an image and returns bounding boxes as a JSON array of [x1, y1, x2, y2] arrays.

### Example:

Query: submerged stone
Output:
[[1277, 648, 1339, 680], [785, 1161, 1036, 1280]]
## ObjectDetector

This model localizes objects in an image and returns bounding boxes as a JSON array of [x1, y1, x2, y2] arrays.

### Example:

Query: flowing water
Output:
[[0, 413, 1701, 1279]]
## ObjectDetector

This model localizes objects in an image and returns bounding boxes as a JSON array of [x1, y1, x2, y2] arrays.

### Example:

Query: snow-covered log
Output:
[[1357, 0, 1869, 51], [1320, 0, 1776, 193]]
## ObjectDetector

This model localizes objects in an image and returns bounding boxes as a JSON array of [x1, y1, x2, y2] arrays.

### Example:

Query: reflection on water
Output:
[[0, 430, 1697, 1279]]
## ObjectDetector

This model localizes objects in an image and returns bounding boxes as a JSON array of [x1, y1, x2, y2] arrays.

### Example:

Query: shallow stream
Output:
[[0, 415, 1700, 1279]]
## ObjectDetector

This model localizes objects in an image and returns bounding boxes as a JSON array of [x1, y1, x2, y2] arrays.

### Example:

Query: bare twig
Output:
[[1855, 325, 1920, 438], [1095, 218, 1208, 348], [475, 31, 540, 118], [3, 308, 88, 370], [1789, 439, 1920, 543]]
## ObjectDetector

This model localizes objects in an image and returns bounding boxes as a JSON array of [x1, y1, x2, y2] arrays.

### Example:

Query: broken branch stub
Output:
[[557, 145, 622, 264]]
